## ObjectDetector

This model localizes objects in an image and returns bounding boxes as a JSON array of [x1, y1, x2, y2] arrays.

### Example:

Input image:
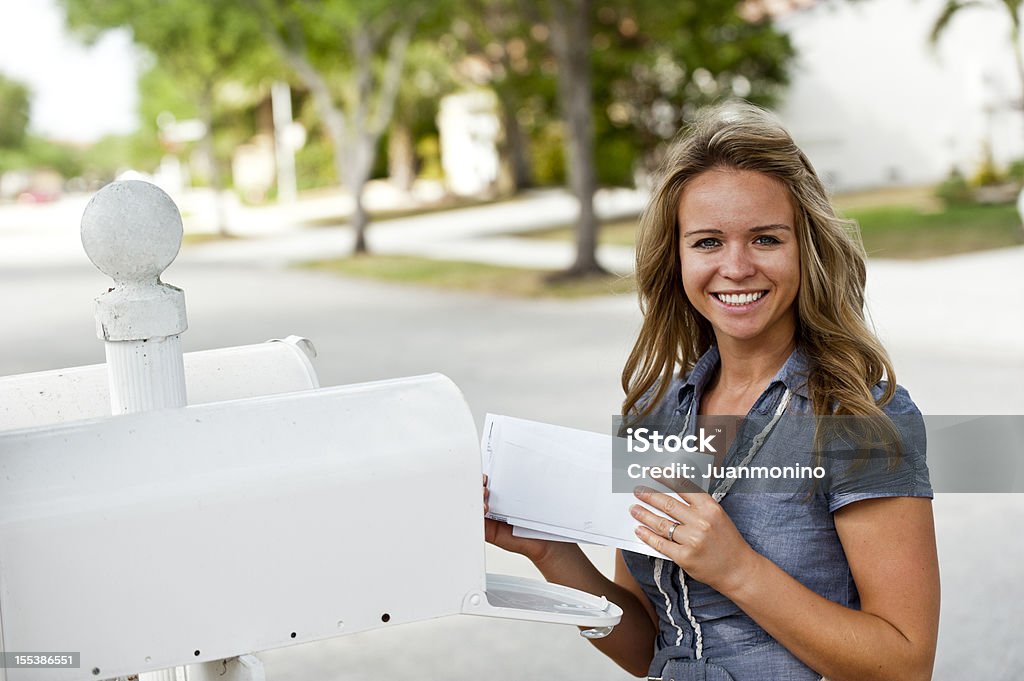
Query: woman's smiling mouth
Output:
[[711, 290, 768, 307]]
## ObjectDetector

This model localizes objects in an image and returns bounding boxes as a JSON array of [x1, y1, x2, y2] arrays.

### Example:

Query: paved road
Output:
[[1, 191, 1022, 680]]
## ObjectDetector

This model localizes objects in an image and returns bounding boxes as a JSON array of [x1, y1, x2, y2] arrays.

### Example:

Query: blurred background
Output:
[[0, 0, 1022, 679]]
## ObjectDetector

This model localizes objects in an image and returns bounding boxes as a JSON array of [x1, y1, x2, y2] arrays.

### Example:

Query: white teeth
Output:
[[715, 291, 765, 305]]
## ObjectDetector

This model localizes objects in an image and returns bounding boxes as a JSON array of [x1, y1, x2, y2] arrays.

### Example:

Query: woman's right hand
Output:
[[483, 474, 560, 565]]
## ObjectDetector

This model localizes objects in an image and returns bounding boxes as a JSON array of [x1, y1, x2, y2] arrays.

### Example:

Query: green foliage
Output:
[[137, 62, 200, 128], [77, 132, 162, 178], [935, 168, 974, 205], [0, 136, 83, 177], [594, 118, 638, 187], [531, 122, 566, 186], [62, 0, 278, 90], [415, 135, 444, 179], [1007, 158, 1024, 183], [295, 133, 338, 190], [60, 0, 283, 193], [970, 152, 1004, 187], [0, 72, 30, 149], [390, 40, 460, 181], [589, 0, 794, 173], [395, 41, 459, 134], [444, 0, 794, 187]]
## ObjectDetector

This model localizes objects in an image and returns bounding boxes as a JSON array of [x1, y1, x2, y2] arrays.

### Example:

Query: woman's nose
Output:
[[719, 246, 756, 280]]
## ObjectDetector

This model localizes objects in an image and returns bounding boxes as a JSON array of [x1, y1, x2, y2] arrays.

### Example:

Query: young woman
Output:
[[484, 102, 939, 681]]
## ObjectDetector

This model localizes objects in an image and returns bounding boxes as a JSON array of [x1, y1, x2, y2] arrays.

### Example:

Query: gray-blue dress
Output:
[[622, 346, 932, 680]]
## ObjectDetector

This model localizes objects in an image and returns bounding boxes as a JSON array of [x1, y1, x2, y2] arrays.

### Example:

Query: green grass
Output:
[[303, 255, 635, 298], [846, 203, 1023, 259]]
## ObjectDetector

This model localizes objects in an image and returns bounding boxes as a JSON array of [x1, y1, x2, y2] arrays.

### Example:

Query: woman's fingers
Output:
[[647, 468, 708, 496], [634, 524, 676, 557], [633, 485, 703, 519], [630, 503, 684, 539]]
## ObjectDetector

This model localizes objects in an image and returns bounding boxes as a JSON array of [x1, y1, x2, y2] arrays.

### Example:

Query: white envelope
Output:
[[482, 413, 681, 560]]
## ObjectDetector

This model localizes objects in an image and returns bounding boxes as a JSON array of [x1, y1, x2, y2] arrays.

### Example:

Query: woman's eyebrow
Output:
[[750, 224, 792, 233], [682, 224, 791, 237]]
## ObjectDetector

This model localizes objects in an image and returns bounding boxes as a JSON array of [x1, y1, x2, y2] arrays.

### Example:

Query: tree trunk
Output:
[[549, 0, 604, 278], [347, 134, 376, 254], [497, 89, 533, 191], [388, 121, 416, 192], [263, 13, 414, 256], [343, 21, 413, 254], [352, 185, 370, 253], [199, 84, 229, 237]]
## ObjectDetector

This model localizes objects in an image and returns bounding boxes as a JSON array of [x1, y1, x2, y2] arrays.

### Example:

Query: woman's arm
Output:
[[632, 490, 939, 681], [530, 544, 661, 677], [484, 478, 659, 677]]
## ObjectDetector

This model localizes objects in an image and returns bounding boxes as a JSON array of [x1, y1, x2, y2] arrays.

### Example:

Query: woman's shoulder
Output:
[[826, 381, 932, 512], [636, 373, 689, 418], [871, 382, 923, 417]]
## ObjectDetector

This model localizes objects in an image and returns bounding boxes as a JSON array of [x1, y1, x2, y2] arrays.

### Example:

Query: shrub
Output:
[[936, 168, 973, 206], [970, 144, 1004, 187]]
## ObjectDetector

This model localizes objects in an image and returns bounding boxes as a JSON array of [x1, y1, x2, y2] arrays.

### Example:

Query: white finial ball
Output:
[[81, 180, 183, 284]]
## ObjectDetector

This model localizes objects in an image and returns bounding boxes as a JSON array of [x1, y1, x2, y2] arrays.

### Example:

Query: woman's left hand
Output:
[[631, 486, 760, 596]]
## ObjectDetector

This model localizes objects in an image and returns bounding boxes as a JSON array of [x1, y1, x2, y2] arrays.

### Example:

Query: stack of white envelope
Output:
[[482, 413, 681, 559]]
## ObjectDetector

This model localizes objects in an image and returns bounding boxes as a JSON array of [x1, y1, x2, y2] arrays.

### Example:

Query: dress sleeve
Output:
[[825, 384, 933, 514]]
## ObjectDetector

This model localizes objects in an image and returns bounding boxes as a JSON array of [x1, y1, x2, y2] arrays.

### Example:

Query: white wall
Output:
[[776, 0, 1021, 191]]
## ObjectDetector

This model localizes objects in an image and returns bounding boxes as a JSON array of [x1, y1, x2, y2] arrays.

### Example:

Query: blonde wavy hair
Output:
[[621, 101, 898, 441]]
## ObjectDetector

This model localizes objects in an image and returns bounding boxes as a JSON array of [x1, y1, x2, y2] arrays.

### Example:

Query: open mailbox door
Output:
[[0, 373, 621, 681]]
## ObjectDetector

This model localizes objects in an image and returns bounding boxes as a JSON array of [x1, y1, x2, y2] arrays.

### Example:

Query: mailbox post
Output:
[[80, 181, 189, 415], [82, 181, 257, 681]]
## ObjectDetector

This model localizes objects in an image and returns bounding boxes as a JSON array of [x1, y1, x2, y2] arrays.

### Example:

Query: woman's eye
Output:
[[754, 235, 780, 246], [694, 238, 720, 249]]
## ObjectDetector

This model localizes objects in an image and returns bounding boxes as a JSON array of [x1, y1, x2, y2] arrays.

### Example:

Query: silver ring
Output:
[[667, 522, 679, 542]]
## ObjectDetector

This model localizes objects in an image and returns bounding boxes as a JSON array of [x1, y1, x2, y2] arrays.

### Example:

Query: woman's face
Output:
[[677, 167, 800, 351]]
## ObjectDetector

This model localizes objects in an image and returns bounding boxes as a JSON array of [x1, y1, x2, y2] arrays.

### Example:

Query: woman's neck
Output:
[[705, 337, 796, 410]]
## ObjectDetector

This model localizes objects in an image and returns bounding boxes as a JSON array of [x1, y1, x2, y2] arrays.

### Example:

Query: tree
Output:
[[253, 0, 436, 254], [443, 1, 558, 192], [0, 72, 30, 150], [388, 40, 460, 192], [545, 0, 603, 276], [930, 0, 1024, 141], [61, 0, 276, 235], [448, 0, 794, 278]]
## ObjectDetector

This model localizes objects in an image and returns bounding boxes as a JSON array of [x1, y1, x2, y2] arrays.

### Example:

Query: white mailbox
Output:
[[0, 181, 622, 681]]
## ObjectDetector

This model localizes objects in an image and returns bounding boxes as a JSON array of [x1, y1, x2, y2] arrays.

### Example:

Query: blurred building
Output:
[[437, 90, 503, 197], [774, 0, 1022, 191]]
